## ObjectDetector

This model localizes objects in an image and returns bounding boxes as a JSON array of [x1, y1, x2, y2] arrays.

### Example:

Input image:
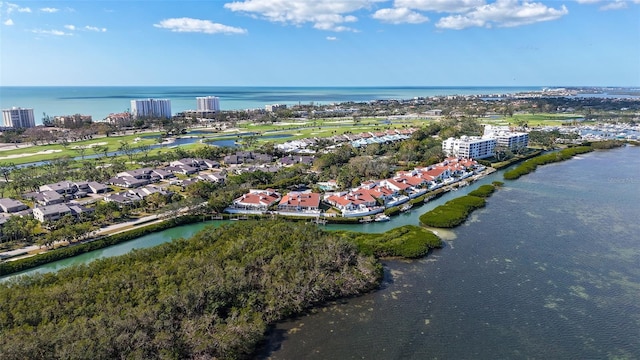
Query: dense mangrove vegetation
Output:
[[338, 225, 442, 258], [419, 185, 497, 228], [0, 221, 382, 359], [503, 146, 593, 180]]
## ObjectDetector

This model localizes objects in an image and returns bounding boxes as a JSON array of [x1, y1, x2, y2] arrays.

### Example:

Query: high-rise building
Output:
[[2, 107, 36, 128], [196, 96, 220, 112], [442, 136, 497, 159], [130, 99, 172, 119]]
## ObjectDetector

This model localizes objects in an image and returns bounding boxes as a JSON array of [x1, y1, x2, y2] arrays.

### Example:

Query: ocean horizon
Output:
[[0, 86, 543, 124]]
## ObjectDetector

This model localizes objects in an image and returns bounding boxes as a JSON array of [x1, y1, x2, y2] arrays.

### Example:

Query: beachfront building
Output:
[[196, 96, 220, 112], [442, 136, 496, 159], [2, 107, 36, 128], [265, 104, 287, 112], [130, 99, 172, 119]]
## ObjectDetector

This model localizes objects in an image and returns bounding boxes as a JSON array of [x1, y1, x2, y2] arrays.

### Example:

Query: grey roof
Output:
[[0, 198, 28, 212], [35, 204, 72, 216]]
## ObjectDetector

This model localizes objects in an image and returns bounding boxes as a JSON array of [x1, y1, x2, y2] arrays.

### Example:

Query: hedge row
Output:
[[503, 146, 593, 180], [0, 215, 201, 276]]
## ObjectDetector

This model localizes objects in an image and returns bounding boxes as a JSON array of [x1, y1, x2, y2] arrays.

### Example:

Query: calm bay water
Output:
[[261, 146, 640, 359], [0, 86, 541, 122]]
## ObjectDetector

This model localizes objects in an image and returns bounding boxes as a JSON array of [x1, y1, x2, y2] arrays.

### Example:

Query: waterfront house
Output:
[[277, 192, 321, 213], [228, 189, 281, 213]]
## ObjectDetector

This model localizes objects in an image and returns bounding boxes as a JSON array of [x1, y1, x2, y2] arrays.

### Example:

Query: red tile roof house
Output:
[[277, 192, 321, 216], [325, 190, 383, 217], [227, 189, 281, 214]]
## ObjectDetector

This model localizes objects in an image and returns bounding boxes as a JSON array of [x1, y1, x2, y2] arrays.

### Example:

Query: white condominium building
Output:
[[483, 125, 529, 150], [2, 107, 36, 128], [196, 96, 220, 112], [495, 132, 529, 150], [130, 99, 172, 119], [442, 136, 497, 159]]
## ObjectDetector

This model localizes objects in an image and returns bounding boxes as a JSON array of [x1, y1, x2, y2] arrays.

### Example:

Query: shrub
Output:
[[419, 195, 487, 228], [468, 184, 495, 198], [338, 225, 442, 258], [503, 146, 593, 180]]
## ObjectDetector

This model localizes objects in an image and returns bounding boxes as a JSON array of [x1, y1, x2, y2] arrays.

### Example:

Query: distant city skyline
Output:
[[1, 0, 639, 87]]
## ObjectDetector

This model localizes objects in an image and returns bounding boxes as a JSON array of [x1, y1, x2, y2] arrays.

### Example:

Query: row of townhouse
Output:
[[225, 189, 321, 216], [223, 152, 273, 165], [276, 128, 417, 153], [224, 157, 483, 217], [0, 157, 225, 226], [104, 185, 170, 206], [108, 158, 223, 188]]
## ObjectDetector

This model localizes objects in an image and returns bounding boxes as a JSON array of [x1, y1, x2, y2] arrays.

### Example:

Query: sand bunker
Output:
[[0, 149, 63, 160], [71, 142, 108, 149]]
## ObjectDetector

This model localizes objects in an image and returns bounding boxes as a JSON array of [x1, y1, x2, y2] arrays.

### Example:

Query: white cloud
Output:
[[3, 18, 14, 25], [600, 1, 627, 10], [154, 17, 248, 34], [64, 24, 75, 30], [373, 7, 429, 24], [395, 0, 486, 13], [326, 36, 338, 40], [574, 0, 637, 10], [4, 2, 31, 14], [436, 0, 568, 29], [40, 7, 59, 13], [224, 0, 385, 32], [32, 29, 71, 36], [85, 25, 107, 32]]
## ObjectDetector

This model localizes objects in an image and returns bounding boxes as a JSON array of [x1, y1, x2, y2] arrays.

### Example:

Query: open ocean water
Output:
[[0, 86, 541, 123]]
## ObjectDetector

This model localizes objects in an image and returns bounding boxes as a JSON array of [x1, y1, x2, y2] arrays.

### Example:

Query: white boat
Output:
[[400, 203, 413, 212], [374, 214, 390, 222]]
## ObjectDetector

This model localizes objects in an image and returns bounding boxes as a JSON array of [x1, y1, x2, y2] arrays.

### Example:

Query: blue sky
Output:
[[1, 0, 639, 86]]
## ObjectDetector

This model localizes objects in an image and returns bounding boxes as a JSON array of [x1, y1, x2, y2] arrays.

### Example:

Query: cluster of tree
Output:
[[0, 221, 381, 359], [419, 187, 495, 228], [503, 146, 594, 180], [337, 225, 442, 258], [528, 130, 580, 148]]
